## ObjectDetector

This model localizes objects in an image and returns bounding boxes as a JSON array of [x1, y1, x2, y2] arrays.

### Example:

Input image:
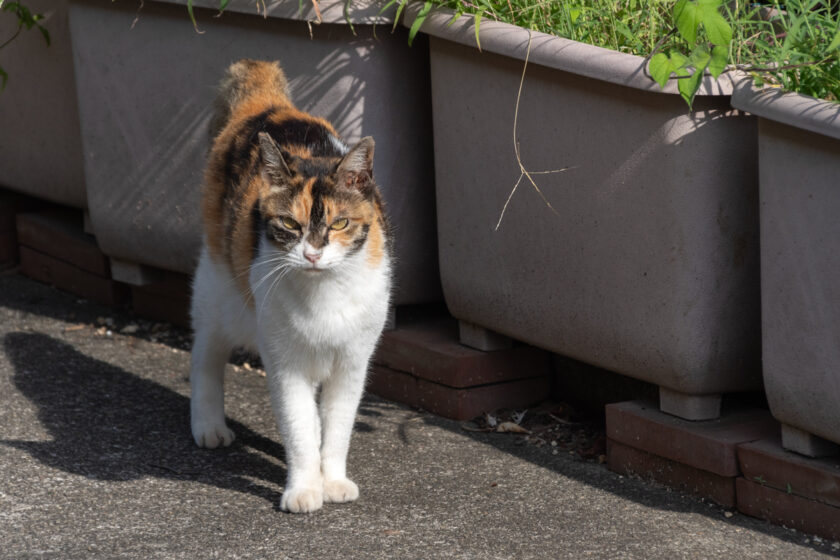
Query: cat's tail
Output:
[[209, 59, 290, 142]]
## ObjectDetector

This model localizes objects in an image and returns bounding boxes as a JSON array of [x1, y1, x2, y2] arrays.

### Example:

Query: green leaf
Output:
[[342, 0, 356, 36], [186, 0, 203, 33], [667, 51, 697, 108], [674, 0, 700, 44], [614, 20, 638, 47], [702, 11, 731, 45], [218, 0, 230, 13], [474, 10, 482, 51], [669, 52, 690, 73], [708, 45, 727, 78], [688, 44, 712, 70], [391, 0, 406, 32], [378, 0, 398, 15], [828, 26, 840, 52], [445, 11, 462, 28], [407, 1, 432, 47], [38, 24, 49, 46], [678, 68, 703, 109], [649, 53, 673, 88]]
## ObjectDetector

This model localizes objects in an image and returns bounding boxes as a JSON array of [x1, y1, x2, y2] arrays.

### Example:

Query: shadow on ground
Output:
[[1, 331, 288, 509]]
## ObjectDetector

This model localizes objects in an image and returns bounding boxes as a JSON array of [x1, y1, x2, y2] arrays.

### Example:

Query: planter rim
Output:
[[405, 3, 739, 96], [731, 83, 840, 141], [151, 0, 396, 25]]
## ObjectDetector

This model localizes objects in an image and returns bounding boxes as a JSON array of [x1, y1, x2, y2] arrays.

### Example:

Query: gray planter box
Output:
[[413, 7, 762, 419], [0, 0, 86, 208], [68, 0, 440, 304], [731, 85, 840, 456]]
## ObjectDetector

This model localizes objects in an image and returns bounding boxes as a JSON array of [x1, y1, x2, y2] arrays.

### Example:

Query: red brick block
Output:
[[0, 190, 48, 267], [0, 190, 44, 232], [607, 439, 736, 506], [738, 438, 840, 509], [130, 287, 191, 329], [16, 210, 110, 276], [19, 246, 128, 306], [368, 365, 551, 421], [736, 477, 840, 541], [606, 401, 777, 477], [375, 318, 551, 388]]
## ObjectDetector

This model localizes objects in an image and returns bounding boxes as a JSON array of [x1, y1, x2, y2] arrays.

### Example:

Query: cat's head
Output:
[[255, 131, 386, 273]]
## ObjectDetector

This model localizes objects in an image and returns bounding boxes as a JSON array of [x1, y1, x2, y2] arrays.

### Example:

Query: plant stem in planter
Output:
[[0, 1, 50, 90]]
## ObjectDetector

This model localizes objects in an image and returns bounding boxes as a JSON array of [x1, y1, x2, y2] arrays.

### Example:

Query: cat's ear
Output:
[[258, 132, 293, 182], [337, 136, 374, 193]]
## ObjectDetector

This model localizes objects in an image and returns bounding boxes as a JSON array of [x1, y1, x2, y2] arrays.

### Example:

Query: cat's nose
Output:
[[304, 250, 321, 263]]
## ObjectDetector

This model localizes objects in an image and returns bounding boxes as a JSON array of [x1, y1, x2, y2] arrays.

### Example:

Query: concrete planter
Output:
[[68, 0, 440, 304], [0, 0, 86, 208], [731, 85, 840, 456], [413, 7, 761, 419]]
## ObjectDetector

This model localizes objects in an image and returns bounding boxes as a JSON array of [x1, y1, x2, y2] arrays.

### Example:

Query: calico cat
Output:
[[190, 59, 392, 513]]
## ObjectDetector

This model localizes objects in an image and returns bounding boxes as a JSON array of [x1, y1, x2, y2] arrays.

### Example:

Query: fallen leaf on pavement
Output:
[[496, 421, 530, 434]]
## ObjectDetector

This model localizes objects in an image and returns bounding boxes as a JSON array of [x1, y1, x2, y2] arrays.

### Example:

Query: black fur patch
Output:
[[260, 216, 300, 256], [294, 157, 338, 179], [262, 118, 344, 159], [250, 202, 263, 261], [224, 108, 275, 198], [309, 177, 330, 227], [347, 223, 370, 257]]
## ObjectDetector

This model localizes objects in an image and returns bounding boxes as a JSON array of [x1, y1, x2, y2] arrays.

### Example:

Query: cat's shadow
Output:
[[2, 332, 288, 510]]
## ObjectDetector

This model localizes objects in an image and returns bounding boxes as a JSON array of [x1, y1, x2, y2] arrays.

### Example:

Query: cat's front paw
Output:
[[323, 478, 359, 503], [281, 486, 324, 513], [191, 421, 235, 449]]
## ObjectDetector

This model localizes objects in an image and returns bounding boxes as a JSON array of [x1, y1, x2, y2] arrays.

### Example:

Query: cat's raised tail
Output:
[[208, 58, 291, 141]]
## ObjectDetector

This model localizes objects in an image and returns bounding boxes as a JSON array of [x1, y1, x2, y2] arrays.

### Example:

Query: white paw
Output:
[[281, 486, 324, 513], [192, 421, 235, 449], [323, 478, 359, 503]]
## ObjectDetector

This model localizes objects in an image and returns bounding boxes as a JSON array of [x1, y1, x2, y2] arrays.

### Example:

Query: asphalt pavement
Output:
[[0, 272, 837, 559]]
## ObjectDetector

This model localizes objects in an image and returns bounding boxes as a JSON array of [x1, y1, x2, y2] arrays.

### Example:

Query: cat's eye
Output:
[[330, 218, 349, 231], [281, 217, 300, 230]]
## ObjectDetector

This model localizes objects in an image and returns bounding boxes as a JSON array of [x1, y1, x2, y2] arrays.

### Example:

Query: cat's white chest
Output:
[[253, 261, 390, 351]]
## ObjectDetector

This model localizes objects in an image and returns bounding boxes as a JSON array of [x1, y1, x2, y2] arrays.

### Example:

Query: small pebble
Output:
[[724, 511, 734, 518], [121, 324, 139, 334]]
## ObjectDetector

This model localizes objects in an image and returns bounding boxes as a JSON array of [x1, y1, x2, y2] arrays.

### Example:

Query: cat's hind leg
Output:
[[189, 252, 236, 448], [190, 325, 235, 448]]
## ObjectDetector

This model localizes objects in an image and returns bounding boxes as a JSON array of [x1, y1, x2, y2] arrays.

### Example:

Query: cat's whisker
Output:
[[229, 255, 293, 321], [249, 260, 293, 317]]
